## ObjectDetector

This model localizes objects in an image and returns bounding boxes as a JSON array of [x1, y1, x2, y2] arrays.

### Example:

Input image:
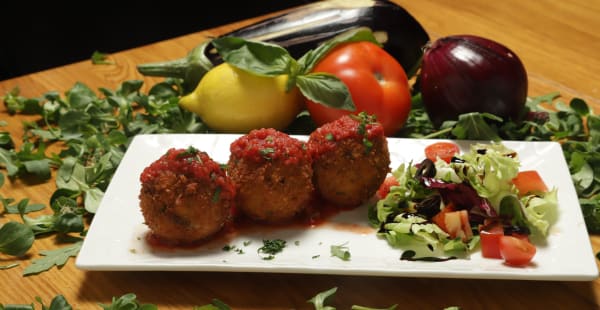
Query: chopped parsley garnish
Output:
[[352, 112, 378, 153], [178, 146, 200, 158], [362, 137, 373, 153], [259, 147, 275, 160], [178, 146, 205, 163], [222, 242, 250, 255], [211, 187, 222, 203], [257, 239, 286, 260]]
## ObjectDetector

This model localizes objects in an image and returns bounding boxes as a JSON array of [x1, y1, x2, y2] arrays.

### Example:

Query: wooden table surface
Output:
[[2, 0, 600, 308]]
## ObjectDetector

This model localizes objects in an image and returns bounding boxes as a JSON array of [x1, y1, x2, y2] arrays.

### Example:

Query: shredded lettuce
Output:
[[373, 141, 558, 258], [448, 142, 521, 211], [522, 188, 559, 237], [375, 162, 430, 223]]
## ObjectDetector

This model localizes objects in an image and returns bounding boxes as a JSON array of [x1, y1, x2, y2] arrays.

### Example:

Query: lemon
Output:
[[179, 63, 304, 133]]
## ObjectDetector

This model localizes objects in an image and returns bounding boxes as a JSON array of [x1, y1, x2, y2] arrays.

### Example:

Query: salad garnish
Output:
[[370, 141, 558, 265]]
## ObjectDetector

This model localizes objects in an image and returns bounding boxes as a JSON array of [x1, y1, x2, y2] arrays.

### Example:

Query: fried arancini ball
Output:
[[307, 113, 391, 207], [228, 128, 314, 223], [139, 147, 236, 245]]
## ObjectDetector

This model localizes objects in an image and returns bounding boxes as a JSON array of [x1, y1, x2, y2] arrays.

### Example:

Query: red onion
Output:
[[419, 35, 528, 128]]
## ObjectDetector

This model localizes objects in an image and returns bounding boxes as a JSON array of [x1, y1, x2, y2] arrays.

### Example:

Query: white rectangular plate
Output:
[[76, 134, 599, 281]]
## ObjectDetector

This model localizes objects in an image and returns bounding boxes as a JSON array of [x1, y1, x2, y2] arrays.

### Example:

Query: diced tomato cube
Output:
[[480, 221, 504, 259], [512, 170, 548, 196], [499, 235, 536, 266], [376, 175, 400, 199]]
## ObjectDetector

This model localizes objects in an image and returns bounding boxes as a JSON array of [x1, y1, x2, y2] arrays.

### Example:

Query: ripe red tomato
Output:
[[305, 41, 412, 136], [499, 235, 536, 266], [512, 170, 548, 196], [424, 141, 460, 163]]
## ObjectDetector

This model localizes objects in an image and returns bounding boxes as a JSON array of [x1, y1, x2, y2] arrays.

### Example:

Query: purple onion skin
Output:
[[420, 35, 528, 128]]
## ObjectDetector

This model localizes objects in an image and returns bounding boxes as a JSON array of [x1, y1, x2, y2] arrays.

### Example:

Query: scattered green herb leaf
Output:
[[194, 299, 231, 310], [0, 262, 19, 270], [308, 287, 338, 310], [330, 242, 351, 261], [23, 241, 82, 276], [98, 293, 157, 310], [91, 51, 115, 65], [259, 147, 275, 160], [0, 221, 35, 256]]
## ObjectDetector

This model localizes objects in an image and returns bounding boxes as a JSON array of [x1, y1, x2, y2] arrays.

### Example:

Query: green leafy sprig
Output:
[[212, 27, 382, 112]]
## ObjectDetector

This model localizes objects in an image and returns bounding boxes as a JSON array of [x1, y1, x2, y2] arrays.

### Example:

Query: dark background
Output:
[[0, 1, 310, 81]]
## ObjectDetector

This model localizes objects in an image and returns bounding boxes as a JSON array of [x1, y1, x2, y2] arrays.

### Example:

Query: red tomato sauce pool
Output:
[[145, 196, 374, 251]]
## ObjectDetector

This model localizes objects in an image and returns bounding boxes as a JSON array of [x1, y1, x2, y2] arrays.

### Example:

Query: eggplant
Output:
[[137, 0, 429, 92]]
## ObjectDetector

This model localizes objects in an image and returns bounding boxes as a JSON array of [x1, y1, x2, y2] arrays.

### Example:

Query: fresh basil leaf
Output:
[[298, 27, 380, 74], [296, 73, 355, 111], [212, 36, 294, 76], [0, 221, 34, 256]]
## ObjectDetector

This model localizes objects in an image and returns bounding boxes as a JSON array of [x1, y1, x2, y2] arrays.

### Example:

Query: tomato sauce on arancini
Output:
[[228, 128, 314, 223], [307, 113, 390, 207], [139, 147, 235, 246]]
